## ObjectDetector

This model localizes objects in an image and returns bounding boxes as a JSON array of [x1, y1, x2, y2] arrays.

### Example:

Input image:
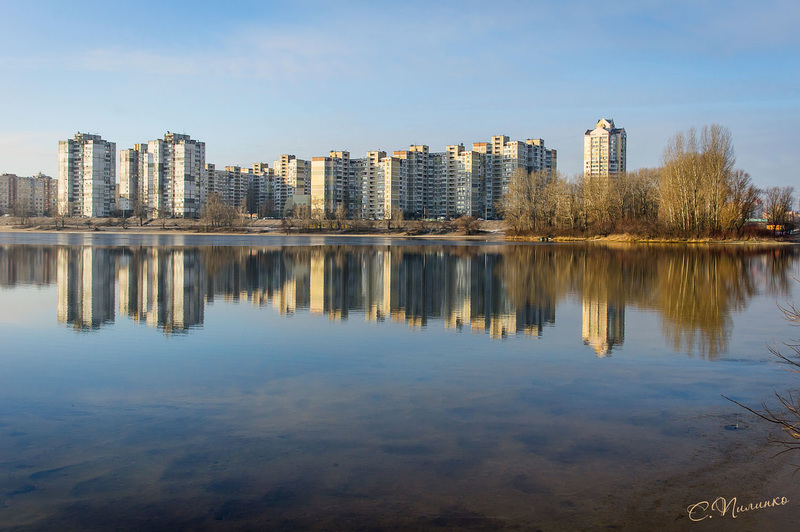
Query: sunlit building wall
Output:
[[311, 151, 351, 216], [584, 118, 626, 179], [455, 150, 486, 217], [58, 133, 116, 217], [119, 145, 146, 214], [356, 151, 387, 220], [378, 156, 405, 219], [142, 133, 205, 218]]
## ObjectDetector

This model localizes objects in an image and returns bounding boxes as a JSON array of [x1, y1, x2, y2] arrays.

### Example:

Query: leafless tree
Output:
[[12, 199, 31, 226], [457, 215, 479, 235], [721, 170, 760, 233], [499, 168, 553, 234], [390, 206, 404, 231], [201, 193, 236, 229], [659, 125, 737, 235], [763, 186, 794, 234], [133, 197, 148, 226], [334, 204, 348, 230]]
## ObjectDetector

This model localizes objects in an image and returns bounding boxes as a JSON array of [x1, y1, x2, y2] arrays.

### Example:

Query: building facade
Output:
[[119, 144, 146, 214], [1, 173, 57, 216], [584, 118, 626, 179], [58, 133, 116, 217], [138, 133, 205, 218], [52, 130, 556, 221]]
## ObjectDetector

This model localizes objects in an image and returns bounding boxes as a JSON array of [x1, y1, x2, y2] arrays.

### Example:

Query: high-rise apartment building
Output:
[[472, 135, 557, 218], [392, 145, 430, 217], [273, 154, 311, 214], [58, 133, 116, 217], [0, 174, 14, 214], [140, 132, 205, 218], [378, 156, 405, 219], [311, 151, 352, 216], [356, 151, 386, 220], [584, 118, 626, 179], [455, 150, 486, 217], [119, 144, 146, 213], [250, 163, 275, 216], [306, 135, 554, 220]]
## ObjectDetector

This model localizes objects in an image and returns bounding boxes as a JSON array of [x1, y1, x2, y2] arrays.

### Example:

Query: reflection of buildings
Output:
[[118, 248, 204, 333], [581, 297, 625, 357], [57, 247, 115, 331], [0, 245, 57, 286], [49, 244, 619, 344], [33, 243, 799, 356], [56, 246, 204, 333]]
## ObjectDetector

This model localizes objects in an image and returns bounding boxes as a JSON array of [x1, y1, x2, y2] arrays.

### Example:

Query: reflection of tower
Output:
[[118, 249, 144, 322], [582, 297, 625, 357], [141, 248, 205, 333], [470, 253, 515, 338], [273, 277, 297, 315], [445, 256, 471, 330], [309, 250, 325, 315], [365, 249, 391, 322], [56, 247, 115, 331], [516, 300, 555, 338]]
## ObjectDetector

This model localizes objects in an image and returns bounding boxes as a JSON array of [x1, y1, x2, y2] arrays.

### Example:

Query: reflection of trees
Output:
[[652, 246, 795, 359], [499, 244, 798, 357], [656, 251, 737, 358], [763, 247, 797, 299]]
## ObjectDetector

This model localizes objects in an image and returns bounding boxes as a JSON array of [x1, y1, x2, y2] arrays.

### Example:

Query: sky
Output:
[[0, 0, 798, 188]]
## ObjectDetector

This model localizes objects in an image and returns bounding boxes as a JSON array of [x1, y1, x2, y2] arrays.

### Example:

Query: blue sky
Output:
[[1, 0, 798, 188]]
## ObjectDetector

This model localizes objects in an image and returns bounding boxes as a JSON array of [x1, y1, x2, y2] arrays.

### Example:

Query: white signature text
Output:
[[687, 495, 789, 521]]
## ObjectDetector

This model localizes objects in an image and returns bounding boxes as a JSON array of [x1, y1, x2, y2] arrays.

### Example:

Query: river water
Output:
[[0, 233, 798, 530]]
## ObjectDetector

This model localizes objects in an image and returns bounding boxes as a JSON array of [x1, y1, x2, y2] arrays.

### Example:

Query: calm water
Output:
[[0, 233, 799, 531]]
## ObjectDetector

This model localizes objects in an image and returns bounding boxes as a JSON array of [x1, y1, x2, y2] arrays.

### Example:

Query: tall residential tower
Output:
[[584, 118, 626, 179], [58, 133, 116, 217]]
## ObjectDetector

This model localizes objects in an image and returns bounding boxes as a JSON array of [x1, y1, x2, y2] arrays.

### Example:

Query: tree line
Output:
[[501, 124, 795, 237]]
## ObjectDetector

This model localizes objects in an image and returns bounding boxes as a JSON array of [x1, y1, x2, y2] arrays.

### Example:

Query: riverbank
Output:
[[1, 216, 794, 244], [0, 217, 507, 241], [506, 233, 797, 245]]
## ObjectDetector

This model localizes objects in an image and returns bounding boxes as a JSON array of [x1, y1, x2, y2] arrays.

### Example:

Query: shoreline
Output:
[[1, 219, 794, 245], [0, 225, 505, 241]]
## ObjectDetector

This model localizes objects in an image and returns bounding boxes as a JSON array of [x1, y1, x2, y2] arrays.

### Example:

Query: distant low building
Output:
[[2, 172, 58, 216]]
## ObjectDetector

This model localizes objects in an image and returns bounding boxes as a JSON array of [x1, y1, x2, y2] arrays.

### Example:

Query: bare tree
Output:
[[499, 168, 553, 234], [133, 197, 148, 227], [721, 170, 760, 233], [390, 206, 404, 231], [763, 186, 794, 234], [12, 199, 31, 226], [618, 169, 660, 222], [659, 125, 738, 235], [700, 124, 735, 231], [293, 203, 313, 230], [201, 193, 236, 229], [334, 204, 348, 230], [457, 215, 479, 235], [583, 176, 622, 232]]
